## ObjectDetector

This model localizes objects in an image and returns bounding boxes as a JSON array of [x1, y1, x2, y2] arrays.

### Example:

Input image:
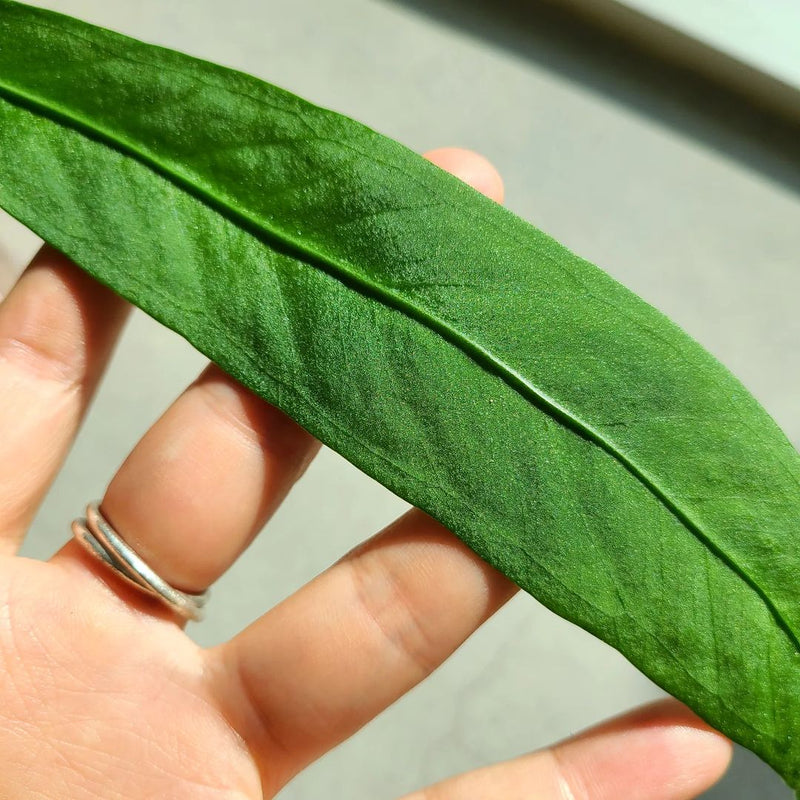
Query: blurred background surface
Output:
[[1, 1, 798, 797]]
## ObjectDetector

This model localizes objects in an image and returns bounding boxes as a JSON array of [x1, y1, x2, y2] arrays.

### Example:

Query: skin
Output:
[[0, 149, 732, 799]]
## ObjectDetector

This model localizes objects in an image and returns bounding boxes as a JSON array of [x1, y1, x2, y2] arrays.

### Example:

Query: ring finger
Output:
[[55, 361, 320, 605]]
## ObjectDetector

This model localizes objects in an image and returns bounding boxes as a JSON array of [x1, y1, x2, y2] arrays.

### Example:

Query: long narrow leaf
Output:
[[0, 0, 798, 791]]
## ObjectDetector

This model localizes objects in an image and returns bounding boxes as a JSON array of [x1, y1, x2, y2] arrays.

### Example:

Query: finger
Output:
[[425, 147, 505, 204], [52, 363, 321, 604], [52, 147, 504, 611], [399, 699, 732, 800], [213, 510, 518, 793], [0, 246, 129, 553]]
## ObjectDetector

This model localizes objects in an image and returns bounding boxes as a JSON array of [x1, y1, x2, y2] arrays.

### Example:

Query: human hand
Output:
[[0, 148, 732, 799]]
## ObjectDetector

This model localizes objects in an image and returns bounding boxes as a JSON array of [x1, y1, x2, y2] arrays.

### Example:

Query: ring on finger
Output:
[[72, 502, 210, 622]]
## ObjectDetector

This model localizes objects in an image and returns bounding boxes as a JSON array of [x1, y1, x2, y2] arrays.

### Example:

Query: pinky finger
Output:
[[401, 699, 732, 800]]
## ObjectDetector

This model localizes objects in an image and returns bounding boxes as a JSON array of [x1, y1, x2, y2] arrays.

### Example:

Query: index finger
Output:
[[0, 246, 129, 553]]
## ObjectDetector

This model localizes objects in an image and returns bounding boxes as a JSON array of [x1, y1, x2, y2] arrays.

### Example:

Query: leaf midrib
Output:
[[1, 74, 795, 650]]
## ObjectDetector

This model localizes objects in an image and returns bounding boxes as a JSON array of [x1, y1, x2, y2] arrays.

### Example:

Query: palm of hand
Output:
[[0, 149, 731, 800], [0, 557, 260, 799]]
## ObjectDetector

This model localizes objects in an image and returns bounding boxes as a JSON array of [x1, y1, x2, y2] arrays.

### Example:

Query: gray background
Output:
[[1, 1, 798, 797]]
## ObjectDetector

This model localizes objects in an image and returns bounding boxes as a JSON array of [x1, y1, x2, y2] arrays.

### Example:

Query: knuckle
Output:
[[0, 332, 85, 389], [347, 545, 443, 678], [0, 273, 88, 389], [549, 746, 590, 800]]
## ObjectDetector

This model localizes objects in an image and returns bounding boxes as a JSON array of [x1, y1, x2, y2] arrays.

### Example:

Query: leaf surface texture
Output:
[[0, 1, 799, 791]]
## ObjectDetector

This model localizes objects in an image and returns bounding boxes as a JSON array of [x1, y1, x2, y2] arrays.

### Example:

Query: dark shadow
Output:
[[384, 0, 800, 197]]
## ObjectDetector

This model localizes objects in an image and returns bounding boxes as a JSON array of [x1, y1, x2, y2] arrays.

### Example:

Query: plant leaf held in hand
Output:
[[0, 0, 799, 791]]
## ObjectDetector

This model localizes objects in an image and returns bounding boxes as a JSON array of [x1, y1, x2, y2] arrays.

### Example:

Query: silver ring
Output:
[[72, 502, 210, 622]]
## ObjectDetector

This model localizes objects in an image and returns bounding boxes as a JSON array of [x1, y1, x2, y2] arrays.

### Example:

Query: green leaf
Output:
[[1, 0, 799, 790]]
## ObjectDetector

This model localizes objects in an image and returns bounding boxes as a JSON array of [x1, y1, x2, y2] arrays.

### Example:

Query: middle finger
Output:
[[213, 509, 517, 794]]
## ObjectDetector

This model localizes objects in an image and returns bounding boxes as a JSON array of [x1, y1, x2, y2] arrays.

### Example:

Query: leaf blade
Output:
[[1, 0, 799, 791]]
